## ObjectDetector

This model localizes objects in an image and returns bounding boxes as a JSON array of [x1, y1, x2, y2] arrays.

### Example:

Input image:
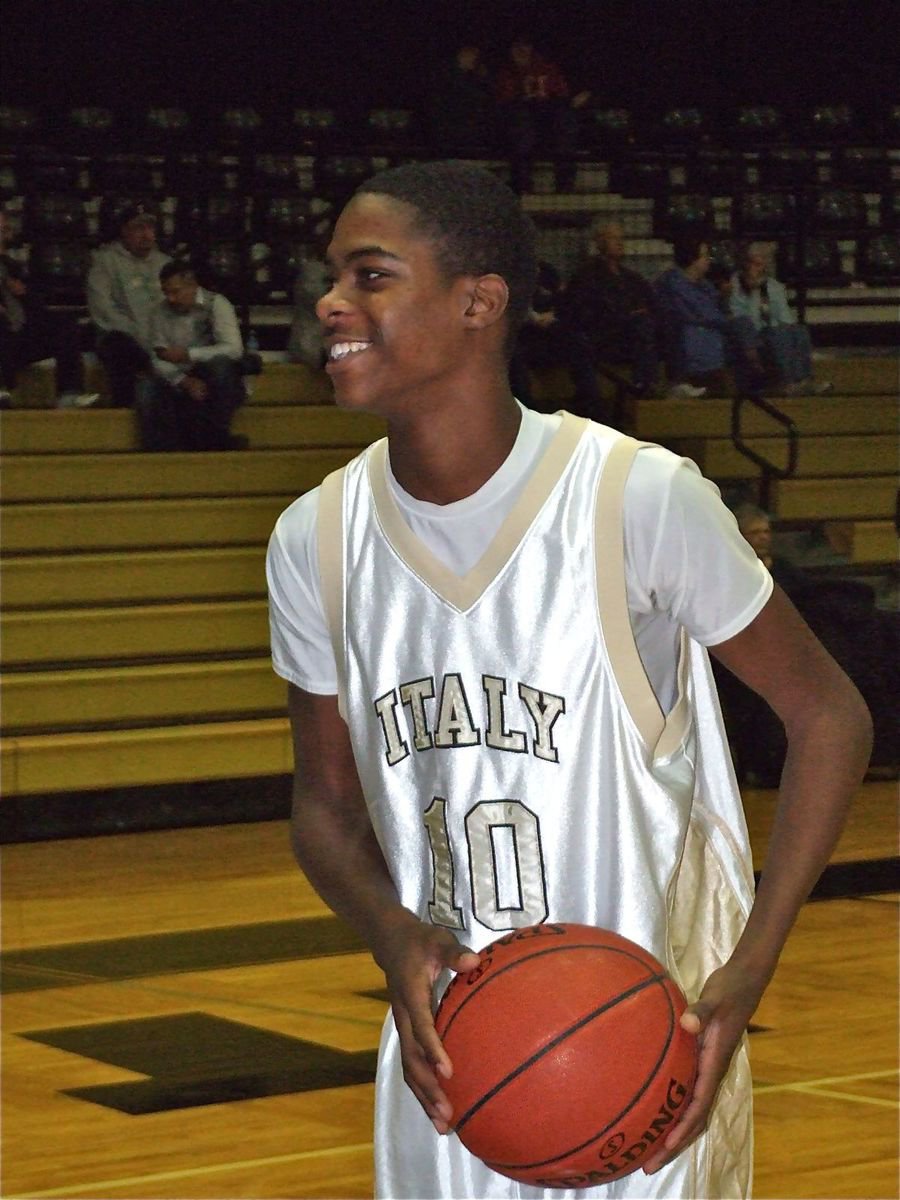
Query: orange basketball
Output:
[[434, 922, 698, 1188]]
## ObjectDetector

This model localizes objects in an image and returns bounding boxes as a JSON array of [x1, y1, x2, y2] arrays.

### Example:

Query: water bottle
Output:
[[245, 328, 260, 400]]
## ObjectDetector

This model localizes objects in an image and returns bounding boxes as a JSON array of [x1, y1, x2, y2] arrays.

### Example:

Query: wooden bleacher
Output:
[[1, 359, 897, 820]]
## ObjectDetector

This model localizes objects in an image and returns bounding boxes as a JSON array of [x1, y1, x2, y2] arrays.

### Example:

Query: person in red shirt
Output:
[[495, 36, 590, 193]]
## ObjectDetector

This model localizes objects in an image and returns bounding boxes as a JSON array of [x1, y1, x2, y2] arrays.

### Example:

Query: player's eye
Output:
[[357, 268, 389, 286]]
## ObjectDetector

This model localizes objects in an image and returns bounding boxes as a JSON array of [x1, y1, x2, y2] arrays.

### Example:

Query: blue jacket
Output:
[[654, 268, 727, 375]]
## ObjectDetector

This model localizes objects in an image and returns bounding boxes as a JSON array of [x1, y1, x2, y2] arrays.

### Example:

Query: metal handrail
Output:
[[594, 362, 644, 429], [730, 393, 800, 509]]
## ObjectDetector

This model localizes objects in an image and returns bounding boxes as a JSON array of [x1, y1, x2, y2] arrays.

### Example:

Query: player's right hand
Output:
[[373, 913, 479, 1133]]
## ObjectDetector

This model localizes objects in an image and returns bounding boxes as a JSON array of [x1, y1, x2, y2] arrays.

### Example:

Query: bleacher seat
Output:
[[291, 108, 341, 151], [314, 155, 376, 204], [217, 107, 265, 150], [733, 190, 797, 238], [879, 190, 899, 230], [65, 106, 119, 153], [731, 105, 789, 148], [583, 107, 635, 158], [0, 104, 41, 143], [93, 153, 164, 196], [199, 241, 247, 296], [365, 108, 418, 151], [856, 234, 900, 286], [808, 188, 870, 235], [609, 153, 669, 198], [685, 151, 747, 193], [657, 107, 712, 150], [143, 107, 193, 148], [838, 146, 892, 189], [759, 146, 820, 188], [653, 191, 714, 239], [22, 151, 85, 195], [25, 192, 88, 241], [808, 103, 858, 144], [776, 236, 848, 288]]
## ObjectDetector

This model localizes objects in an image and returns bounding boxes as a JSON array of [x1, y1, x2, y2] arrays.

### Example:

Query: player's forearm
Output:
[[731, 675, 872, 978], [289, 784, 415, 956]]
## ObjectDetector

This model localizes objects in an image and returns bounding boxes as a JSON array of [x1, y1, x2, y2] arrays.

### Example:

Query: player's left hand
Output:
[[641, 959, 768, 1174]]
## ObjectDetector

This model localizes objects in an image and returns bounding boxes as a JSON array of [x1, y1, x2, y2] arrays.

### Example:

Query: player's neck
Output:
[[387, 388, 521, 505]]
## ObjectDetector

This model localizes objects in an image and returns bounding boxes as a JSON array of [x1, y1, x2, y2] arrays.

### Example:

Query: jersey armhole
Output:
[[594, 437, 691, 760], [317, 466, 348, 721]]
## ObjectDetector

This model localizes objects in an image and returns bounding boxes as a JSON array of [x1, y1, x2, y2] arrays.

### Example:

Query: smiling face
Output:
[[316, 193, 482, 417]]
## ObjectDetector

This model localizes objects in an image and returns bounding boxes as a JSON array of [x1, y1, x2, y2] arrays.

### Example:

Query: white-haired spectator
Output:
[[730, 243, 833, 395]]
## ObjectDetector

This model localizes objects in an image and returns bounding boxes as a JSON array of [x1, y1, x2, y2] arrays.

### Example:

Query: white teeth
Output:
[[329, 341, 370, 360]]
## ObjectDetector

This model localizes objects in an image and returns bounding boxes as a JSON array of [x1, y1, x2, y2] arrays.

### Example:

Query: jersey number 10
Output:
[[423, 796, 549, 932]]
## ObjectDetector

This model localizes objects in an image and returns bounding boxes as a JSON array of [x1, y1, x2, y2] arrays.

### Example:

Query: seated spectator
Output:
[[136, 261, 246, 451], [707, 261, 768, 399], [730, 243, 833, 396], [559, 219, 661, 396], [0, 208, 98, 409], [655, 235, 732, 397], [426, 44, 497, 153], [508, 260, 611, 424], [494, 36, 590, 193], [87, 201, 171, 408], [286, 234, 330, 369]]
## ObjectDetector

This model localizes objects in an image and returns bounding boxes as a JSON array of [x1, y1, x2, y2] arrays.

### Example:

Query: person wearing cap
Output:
[[86, 202, 171, 408]]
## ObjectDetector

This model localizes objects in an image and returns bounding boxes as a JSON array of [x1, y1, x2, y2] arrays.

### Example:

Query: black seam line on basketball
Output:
[[485, 983, 680, 1172], [453, 970, 669, 1134], [439, 942, 655, 1042]]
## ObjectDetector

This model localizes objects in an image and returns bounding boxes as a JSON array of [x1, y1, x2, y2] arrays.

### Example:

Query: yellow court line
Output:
[[6, 1141, 374, 1199]]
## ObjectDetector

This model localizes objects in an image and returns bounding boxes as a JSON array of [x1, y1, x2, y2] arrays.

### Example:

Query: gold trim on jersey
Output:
[[366, 411, 588, 612], [593, 434, 692, 761]]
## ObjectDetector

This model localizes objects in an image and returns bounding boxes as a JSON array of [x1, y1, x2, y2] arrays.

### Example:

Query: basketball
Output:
[[433, 922, 698, 1188]]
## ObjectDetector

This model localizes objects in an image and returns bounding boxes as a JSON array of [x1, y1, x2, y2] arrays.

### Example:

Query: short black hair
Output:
[[354, 160, 538, 351], [159, 259, 195, 284], [672, 233, 709, 270]]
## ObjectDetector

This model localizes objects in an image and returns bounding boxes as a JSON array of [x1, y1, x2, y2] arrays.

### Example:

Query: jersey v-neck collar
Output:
[[367, 410, 588, 612]]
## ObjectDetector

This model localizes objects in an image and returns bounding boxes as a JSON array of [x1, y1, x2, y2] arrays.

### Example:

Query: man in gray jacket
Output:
[[136, 260, 247, 451], [86, 201, 170, 407]]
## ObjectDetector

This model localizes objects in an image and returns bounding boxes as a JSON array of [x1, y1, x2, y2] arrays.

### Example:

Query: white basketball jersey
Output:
[[317, 413, 756, 1199]]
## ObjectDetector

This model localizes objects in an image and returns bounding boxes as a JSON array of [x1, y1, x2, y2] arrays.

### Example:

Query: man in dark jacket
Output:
[[560, 219, 663, 396]]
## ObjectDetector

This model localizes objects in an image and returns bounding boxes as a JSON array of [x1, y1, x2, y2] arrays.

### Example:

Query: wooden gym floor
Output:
[[1, 780, 897, 1200]]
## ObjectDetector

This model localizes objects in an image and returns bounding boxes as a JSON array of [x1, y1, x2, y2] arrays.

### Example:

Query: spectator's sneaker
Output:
[[57, 392, 101, 408], [666, 382, 707, 398], [810, 379, 835, 395]]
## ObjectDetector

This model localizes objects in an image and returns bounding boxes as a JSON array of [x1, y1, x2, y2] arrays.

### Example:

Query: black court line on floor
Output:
[[0, 914, 366, 994], [3, 858, 896, 997], [19, 1012, 378, 1114]]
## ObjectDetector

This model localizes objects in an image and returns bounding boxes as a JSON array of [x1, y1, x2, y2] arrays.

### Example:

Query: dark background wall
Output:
[[1, 0, 894, 119]]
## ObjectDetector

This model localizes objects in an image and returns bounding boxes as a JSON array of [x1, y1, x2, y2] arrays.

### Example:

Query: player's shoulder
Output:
[[271, 485, 322, 556]]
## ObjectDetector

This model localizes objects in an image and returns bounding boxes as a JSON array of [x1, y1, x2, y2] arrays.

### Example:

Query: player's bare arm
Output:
[[287, 685, 479, 1131], [642, 584, 872, 1174]]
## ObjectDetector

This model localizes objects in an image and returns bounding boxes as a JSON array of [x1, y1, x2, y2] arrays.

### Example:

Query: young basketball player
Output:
[[266, 162, 871, 1198]]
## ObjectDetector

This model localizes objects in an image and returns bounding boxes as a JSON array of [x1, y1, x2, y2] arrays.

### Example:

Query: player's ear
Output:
[[461, 274, 509, 332]]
